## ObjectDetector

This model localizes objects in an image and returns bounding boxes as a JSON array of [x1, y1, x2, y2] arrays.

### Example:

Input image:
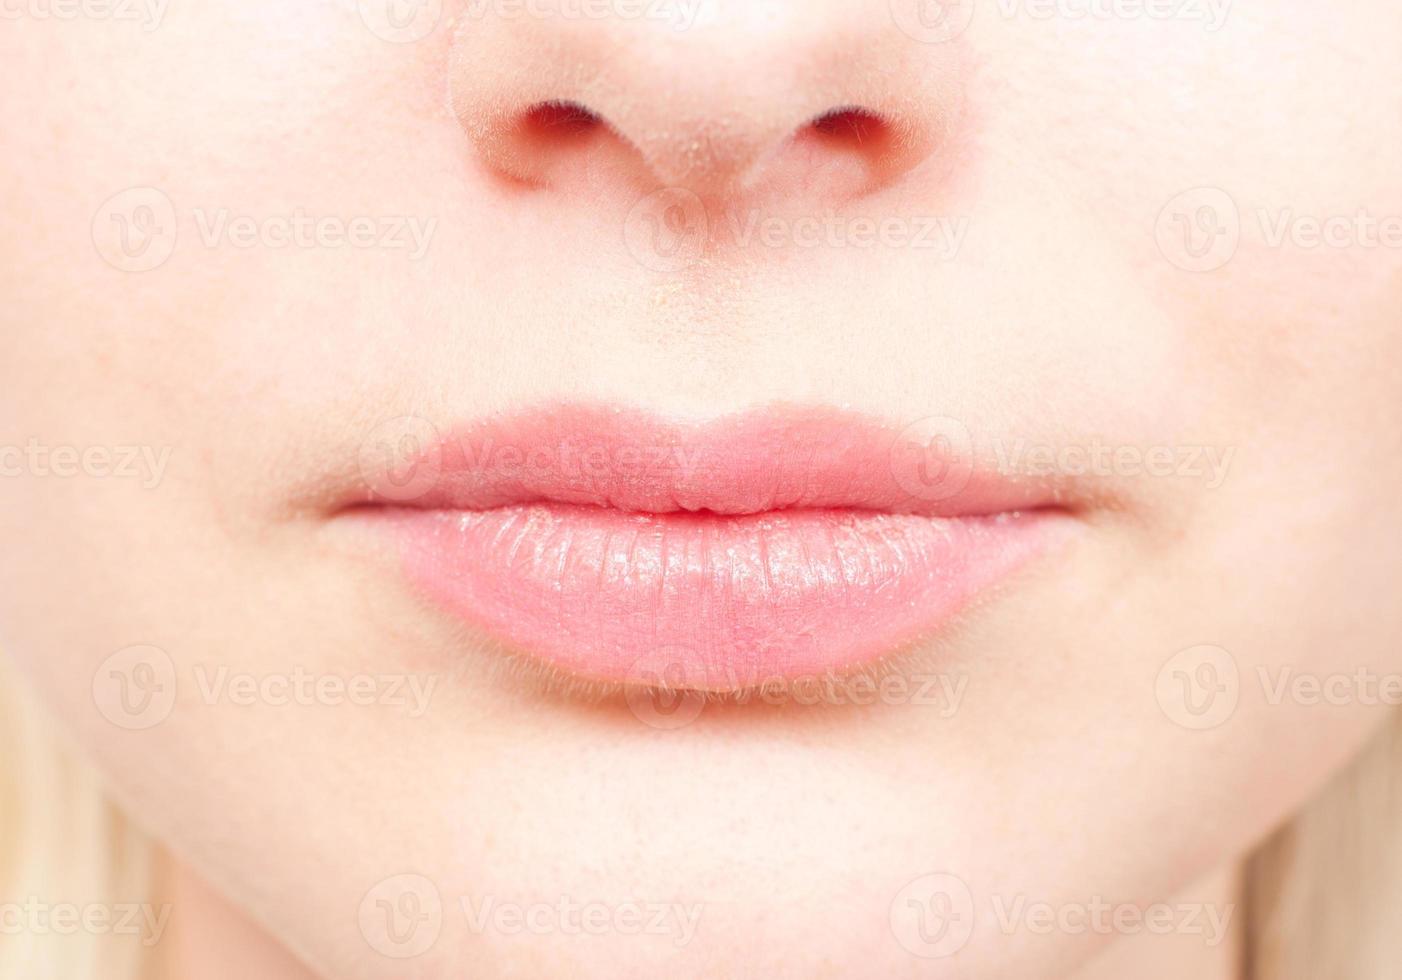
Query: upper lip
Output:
[[348, 402, 1073, 519]]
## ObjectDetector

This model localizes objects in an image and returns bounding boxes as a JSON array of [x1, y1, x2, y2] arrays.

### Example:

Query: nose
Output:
[[449, 0, 963, 200]]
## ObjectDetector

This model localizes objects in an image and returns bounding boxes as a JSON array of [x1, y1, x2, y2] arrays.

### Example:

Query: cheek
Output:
[[1001, 10, 1402, 499]]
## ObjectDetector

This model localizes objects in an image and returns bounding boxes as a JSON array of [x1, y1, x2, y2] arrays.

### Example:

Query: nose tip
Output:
[[449, 2, 962, 199]]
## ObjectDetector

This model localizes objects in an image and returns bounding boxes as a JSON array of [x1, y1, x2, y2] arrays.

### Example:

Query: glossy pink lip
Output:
[[349, 405, 1075, 690]]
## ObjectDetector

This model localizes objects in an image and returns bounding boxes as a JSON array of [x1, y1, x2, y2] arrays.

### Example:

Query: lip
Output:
[[344, 404, 1077, 690]]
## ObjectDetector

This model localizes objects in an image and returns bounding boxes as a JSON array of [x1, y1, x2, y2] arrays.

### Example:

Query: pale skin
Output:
[[3, 2, 1402, 978]]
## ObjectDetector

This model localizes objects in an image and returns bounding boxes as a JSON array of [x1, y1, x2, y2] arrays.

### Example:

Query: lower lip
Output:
[[374, 503, 1067, 689]]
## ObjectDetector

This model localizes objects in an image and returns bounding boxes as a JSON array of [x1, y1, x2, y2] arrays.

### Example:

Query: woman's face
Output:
[[3, 2, 1401, 977]]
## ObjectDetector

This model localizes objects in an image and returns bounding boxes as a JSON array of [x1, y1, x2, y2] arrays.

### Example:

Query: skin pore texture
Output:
[[2, 2, 1402, 978]]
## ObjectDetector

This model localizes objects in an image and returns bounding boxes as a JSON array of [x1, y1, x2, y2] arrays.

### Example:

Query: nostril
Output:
[[521, 100, 605, 141], [809, 106, 889, 146], [471, 99, 631, 189], [774, 105, 910, 197]]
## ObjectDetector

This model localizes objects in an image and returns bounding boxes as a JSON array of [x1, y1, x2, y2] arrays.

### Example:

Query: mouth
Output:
[[338, 404, 1079, 691]]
